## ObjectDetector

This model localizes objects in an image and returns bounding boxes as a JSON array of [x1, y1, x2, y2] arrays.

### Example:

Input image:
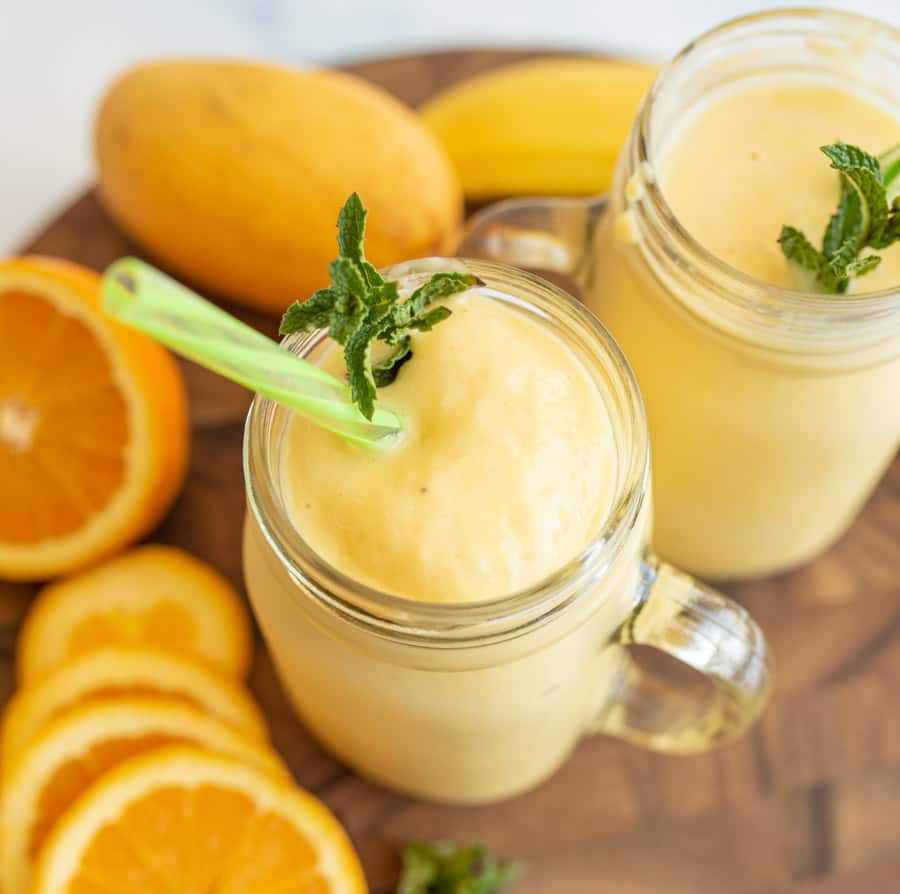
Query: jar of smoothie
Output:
[[461, 9, 900, 579], [242, 260, 770, 804]]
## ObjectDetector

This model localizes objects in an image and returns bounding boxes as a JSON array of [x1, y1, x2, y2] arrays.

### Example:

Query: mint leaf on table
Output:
[[397, 842, 522, 894], [779, 141, 900, 293], [280, 192, 476, 420]]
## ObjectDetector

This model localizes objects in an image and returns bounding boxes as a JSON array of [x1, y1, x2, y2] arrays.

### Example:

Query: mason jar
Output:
[[243, 260, 770, 804], [461, 9, 900, 579]]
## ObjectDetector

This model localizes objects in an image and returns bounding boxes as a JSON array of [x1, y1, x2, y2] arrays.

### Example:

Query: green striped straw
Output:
[[101, 258, 401, 447]]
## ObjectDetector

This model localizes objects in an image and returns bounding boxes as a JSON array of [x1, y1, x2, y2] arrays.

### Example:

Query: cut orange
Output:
[[2, 645, 267, 764], [33, 745, 367, 894], [17, 543, 253, 682], [0, 256, 188, 581], [0, 696, 286, 894]]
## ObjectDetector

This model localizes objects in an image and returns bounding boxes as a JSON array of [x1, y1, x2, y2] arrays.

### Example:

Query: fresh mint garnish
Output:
[[280, 193, 475, 420], [398, 842, 522, 894], [778, 141, 900, 293]]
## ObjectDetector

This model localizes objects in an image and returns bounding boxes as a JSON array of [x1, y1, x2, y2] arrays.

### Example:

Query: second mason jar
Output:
[[462, 8, 900, 579]]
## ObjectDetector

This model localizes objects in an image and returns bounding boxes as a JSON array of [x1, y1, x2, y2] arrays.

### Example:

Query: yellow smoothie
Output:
[[281, 291, 616, 603], [590, 77, 900, 577], [244, 262, 772, 801], [243, 276, 652, 802]]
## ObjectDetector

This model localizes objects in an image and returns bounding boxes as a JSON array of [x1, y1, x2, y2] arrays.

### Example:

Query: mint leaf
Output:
[[398, 844, 441, 892], [279, 288, 337, 335], [779, 226, 826, 273], [780, 142, 900, 293], [828, 236, 861, 272], [822, 142, 891, 258], [379, 272, 474, 351], [821, 142, 882, 176], [393, 273, 474, 328], [871, 206, 900, 250], [778, 226, 835, 291], [361, 260, 385, 289], [344, 321, 379, 421], [369, 280, 402, 319], [397, 842, 522, 894], [849, 167, 889, 239], [822, 187, 863, 258], [408, 306, 452, 332], [328, 256, 369, 301], [328, 292, 365, 345], [336, 192, 367, 267], [844, 254, 882, 278], [280, 194, 475, 419]]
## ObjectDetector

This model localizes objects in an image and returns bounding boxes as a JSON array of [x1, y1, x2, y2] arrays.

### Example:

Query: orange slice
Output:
[[17, 543, 253, 682], [0, 256, 188, 581], [2, 645, 267, 764], [33, 745, 367, 894], [0, 697, 285, 894]]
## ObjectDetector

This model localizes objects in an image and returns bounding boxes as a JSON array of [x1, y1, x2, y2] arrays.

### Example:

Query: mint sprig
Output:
[[778, 142, 900, 294], [398, 842, 522, 894], [280, 193, 475, 419]]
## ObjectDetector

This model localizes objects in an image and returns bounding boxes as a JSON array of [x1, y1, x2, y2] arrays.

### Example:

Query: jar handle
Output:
[[458, 196, 606, 285], [591, 555, 772, 753]]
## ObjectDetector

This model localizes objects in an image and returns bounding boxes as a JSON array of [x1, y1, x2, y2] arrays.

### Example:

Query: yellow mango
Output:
[[420, 57, 657, 199], [95, 60, 463, 314]]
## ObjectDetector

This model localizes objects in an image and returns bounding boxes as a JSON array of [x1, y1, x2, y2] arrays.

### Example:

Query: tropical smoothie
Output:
[[244, 274, 647, 802], [590, 74, 900, 577]]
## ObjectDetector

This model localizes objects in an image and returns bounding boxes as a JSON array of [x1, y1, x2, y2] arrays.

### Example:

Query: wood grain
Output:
[[11, 49, 900, 894]]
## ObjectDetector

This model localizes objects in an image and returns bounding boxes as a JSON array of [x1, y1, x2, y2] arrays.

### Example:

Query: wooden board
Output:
[[10, 49, 900, 894]]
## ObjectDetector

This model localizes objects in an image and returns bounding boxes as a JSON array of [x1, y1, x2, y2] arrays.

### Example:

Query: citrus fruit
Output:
[[17, 544, 253, 682], [2, 645, 267, 764], [0, 256, 188, 580], [0, 697, 285, 894], [33, 745, 367, 894]]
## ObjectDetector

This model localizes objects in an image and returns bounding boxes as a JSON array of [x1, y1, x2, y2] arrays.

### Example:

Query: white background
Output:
[[3, 0, 898, 253]]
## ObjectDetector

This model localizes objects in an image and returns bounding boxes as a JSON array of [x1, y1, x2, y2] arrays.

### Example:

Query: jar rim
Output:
[[243, 259, 649, 647], [632, 7, 900, 343]]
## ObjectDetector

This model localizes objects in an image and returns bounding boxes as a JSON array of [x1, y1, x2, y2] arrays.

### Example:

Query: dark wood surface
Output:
[[8, 49, 900, 894]]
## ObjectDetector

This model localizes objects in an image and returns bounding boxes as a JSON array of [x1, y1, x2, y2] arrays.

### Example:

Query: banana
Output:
[[420, 57, 657, 199]]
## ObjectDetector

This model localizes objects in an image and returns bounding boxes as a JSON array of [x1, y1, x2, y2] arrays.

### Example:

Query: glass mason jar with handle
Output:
[[460, 9, 900, 579], [242, 260, 771, 805]]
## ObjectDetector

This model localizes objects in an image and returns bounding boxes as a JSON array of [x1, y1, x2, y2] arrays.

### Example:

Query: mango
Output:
[[420, 58, 657, 199], [95, 60, 463, 314]]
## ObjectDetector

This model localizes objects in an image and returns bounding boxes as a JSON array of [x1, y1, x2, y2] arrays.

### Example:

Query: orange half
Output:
[[0, 256, 188, 580], [33, 746, 367, 894]]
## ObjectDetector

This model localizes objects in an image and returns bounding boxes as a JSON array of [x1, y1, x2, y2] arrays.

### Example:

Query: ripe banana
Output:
[[420, 57, 657, 199]]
